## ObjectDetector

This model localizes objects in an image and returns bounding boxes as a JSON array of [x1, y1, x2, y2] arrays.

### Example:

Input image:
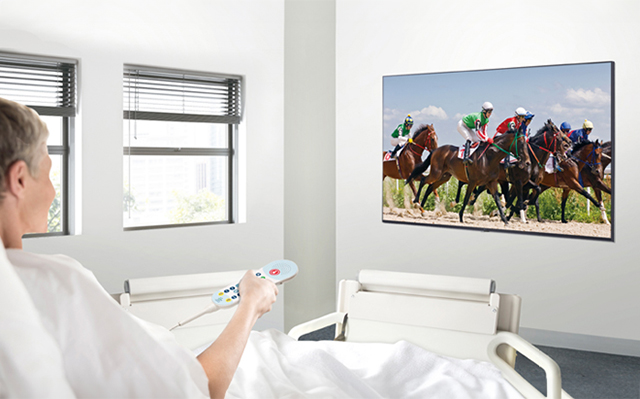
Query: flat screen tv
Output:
[[382, 62, 613, 241]]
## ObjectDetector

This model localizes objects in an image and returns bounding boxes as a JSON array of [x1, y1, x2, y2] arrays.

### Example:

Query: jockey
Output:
[[457, 102, 493, 165], [549, 119, 571, 173], [389, 114, 414, 158], [569, 120, 593, 144], [496, 107, 527, 135], [500, 108, 532, 169]]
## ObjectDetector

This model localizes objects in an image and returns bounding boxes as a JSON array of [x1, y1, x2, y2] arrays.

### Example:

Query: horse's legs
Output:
[[458, 184, 476, 223], [455, 180, 464, 203], [531, 184, 543, 222], [488, 181, 509, 225], [413, 177, 428, 205], [421, 175, 450, 209], [584, 172, 611, 225], [561, 189, 571, 223], [420, 185, 436, 209], [469, 186, 485, 206], [515, 180, 527, 223], [408, 181, 424, 211]]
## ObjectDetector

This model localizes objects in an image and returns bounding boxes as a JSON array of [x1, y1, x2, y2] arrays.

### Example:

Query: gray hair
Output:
[[0, 97, 50, 201]]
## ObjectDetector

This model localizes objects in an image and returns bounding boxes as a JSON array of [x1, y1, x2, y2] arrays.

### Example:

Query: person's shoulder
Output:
[[6, 250, 90, 283], [7, 249, 82, 269]]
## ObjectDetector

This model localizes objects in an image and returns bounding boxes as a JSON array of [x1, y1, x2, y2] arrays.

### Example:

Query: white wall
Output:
[[284, 0, 336, 331], [335, 0, 640, 355], [0, 0, 286, 330]]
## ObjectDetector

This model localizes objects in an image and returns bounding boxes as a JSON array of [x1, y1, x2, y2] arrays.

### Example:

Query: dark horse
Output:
[[383, 124, 438, 207], [406, 130, 530, 224], [454, 120, 572, 223], [577, 141, 612, 224], [503, 120, 573, 223], [533, 140, 609, 223]]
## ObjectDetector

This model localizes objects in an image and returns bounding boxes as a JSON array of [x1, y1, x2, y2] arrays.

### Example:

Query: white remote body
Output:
[[169, 260, 298, 331], [211, 260, 298, 308]]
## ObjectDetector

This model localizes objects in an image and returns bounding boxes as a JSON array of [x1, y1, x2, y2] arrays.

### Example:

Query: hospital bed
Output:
[[118, 269, 572, 399]]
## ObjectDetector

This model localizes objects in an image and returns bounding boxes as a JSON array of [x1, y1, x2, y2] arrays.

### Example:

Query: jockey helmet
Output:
[[515, 107, 527, 116], [560, 122, 571, 131], [583, 119, 594, 130], [482, 102, 494, 112], [404, 115, 414, 126]]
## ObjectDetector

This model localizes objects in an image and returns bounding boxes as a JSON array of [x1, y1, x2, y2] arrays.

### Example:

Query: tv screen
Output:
[[382, 62, 613, 241]]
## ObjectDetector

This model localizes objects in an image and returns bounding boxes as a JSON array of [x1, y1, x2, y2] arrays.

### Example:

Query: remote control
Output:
[[211, 259, 298, 308], [169, 260, 298, 330]]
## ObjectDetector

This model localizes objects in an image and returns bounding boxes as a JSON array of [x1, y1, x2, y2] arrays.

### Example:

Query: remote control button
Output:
[[218, 292, 224, 296], [226, 298, 232, 303], [261, 276, 266, 279], [224, 289, 229, 293], [231, 296, 237, 299], [256, 273, 262, 277], [269, 269, 281, 276]]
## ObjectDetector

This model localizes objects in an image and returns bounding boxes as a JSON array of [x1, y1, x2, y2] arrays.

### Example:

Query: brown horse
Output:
[[504, 120, 573, 223], [457, 120, 572, 223], [406, 130, 530, 224], [534, 140, 609, 223], [383, 124, 438, 206], [578, 141, 612, 224]]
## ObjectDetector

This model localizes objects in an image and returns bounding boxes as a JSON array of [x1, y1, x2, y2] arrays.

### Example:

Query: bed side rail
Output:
[[488, 331, 574, 399]]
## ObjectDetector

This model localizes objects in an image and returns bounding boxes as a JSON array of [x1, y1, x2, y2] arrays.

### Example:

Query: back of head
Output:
[[0, 97, 49, 201]]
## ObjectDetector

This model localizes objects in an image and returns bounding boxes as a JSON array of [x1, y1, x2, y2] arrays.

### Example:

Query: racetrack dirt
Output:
[[382, 206, 612, 239]]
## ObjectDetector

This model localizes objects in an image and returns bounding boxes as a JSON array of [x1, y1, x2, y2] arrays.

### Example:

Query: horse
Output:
[[383, 124, 438, 208], [406, 129, 530, 224], [453, 120, 572, 223], [503, 120, 572, 223], [578, 141, 612, 224], [533, 140, 608, 223]]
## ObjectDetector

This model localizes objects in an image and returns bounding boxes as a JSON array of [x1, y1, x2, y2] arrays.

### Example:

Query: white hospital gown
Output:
[[7, 249, 209, 399]]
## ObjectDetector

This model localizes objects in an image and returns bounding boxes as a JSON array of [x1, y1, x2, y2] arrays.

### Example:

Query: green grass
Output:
[[383, 176, 612, 224]]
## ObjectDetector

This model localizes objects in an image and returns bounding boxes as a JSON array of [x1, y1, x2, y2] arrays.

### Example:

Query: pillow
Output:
[[0, 240, 75, 398]]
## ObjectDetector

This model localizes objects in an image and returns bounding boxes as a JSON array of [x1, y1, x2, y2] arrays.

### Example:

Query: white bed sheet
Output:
[[225, 329, 524, 399]]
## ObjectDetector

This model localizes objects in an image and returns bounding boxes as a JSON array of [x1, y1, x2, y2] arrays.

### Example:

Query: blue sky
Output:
[[383, 62, 613, 152]]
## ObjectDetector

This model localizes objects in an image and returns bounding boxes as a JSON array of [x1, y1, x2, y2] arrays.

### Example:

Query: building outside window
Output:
[[0, 53, 77, 236], [123, 66, 241, 229]]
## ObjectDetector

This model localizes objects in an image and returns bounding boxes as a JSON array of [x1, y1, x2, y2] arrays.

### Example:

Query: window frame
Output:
[[0, 52, 77, 237], [122, 65, 241, 230]]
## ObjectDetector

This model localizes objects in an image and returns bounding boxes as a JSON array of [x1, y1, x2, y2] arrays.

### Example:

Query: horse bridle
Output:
[[527, 124, 566, 166], [407, 129, 436, 156]]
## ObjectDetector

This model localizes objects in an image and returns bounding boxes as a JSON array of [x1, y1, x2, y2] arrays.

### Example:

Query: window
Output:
[[123, 66, 241, 229], [0, 53, 77, 236]]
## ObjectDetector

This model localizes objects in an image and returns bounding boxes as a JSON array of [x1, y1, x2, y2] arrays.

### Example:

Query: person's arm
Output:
[[196, 270, 278, 399]]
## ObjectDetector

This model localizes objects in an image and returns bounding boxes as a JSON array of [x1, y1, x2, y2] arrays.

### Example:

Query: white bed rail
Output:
[[488, 332, 574, 399], [288, 272, 572, 399]]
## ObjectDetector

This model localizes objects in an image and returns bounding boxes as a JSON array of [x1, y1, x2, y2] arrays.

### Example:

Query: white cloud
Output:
[[385, 105, 448, 123], [411, 105, 448, 120], [549, 102, 605, 118], [565, 88, 610, 107]]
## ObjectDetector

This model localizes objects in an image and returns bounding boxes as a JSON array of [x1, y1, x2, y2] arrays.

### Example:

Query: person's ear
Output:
[[5, 160, 29, 199]]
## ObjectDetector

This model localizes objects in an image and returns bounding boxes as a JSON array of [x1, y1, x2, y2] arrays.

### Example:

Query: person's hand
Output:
[[237, 270, 278, 319]]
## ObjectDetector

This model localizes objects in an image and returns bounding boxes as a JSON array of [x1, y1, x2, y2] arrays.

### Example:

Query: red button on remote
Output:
[[269, 269, 280, 276]]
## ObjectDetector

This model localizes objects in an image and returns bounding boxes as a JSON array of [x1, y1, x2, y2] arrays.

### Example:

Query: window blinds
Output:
[[0, 54, 76, 117], [123, 66, 242, 124]]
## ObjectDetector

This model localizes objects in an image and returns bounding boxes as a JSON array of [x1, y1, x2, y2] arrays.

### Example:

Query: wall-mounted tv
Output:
[[382, 62, 613, 241]]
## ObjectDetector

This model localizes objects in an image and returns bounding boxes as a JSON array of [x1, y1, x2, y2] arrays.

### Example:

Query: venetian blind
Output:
[[123, 66, 242, 124], [0, 54, 76, 117]]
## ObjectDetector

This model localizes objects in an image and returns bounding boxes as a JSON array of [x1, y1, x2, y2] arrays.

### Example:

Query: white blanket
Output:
[[7, 249, 209, 399], [226, 330, 524, 399]]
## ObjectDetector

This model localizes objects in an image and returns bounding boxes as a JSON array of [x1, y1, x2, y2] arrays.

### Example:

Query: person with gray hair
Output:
[[0, 97, 55, 243], [0, 97, 278, 399]]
